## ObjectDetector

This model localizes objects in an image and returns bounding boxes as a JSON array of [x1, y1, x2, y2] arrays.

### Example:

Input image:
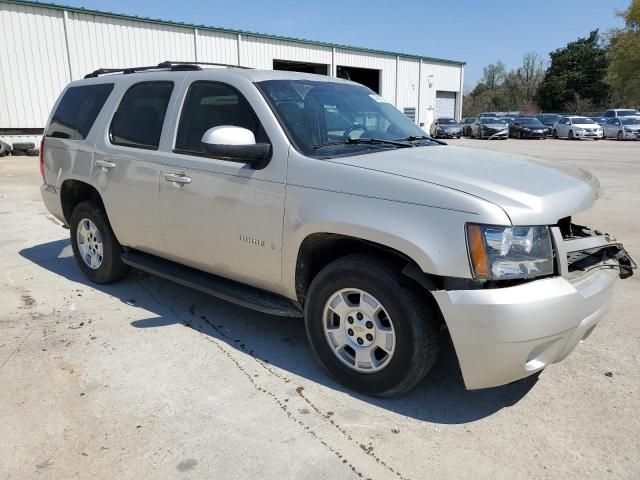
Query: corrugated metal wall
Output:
[[0, 0, 463, 147]]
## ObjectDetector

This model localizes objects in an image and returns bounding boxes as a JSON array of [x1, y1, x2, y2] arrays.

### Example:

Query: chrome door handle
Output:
[[95, 159, 117, 170], [164, 173, 192, 185]]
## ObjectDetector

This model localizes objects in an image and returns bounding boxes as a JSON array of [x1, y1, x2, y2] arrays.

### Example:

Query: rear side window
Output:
[[46, 84, 114, 140], [175, 81, 266, 153], [110, 81, 174, 150]]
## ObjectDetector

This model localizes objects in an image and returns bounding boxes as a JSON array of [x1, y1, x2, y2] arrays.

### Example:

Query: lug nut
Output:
[[347, 328, 354, 336], [357, 337, 364, 345], [356, 312, 363, 320], [366, 334, 373, 341], [365, 321, 373, 329], [347, 316, 354, 324]]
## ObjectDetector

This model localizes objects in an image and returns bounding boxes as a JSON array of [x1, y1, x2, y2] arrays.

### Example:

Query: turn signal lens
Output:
[[467, 224, 490, 279]]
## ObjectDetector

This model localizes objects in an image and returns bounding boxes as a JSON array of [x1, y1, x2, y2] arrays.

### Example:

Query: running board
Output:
[[121, 251, 302, 317]]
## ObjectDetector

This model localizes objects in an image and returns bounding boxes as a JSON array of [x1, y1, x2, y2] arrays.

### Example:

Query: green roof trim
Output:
[[1, 0, 465, 66]]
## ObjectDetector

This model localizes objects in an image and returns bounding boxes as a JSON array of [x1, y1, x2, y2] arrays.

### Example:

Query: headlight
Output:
[[466, 224, 554, 280], [576, 128, 585, 132]]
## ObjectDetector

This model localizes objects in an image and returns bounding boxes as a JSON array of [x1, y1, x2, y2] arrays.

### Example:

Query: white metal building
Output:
[[0, 0, 465, 146]]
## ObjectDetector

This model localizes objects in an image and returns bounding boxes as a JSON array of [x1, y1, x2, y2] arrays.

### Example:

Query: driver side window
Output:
[[175, 81, 267, 154]]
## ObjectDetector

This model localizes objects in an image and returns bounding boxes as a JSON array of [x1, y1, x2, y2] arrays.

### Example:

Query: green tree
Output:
[[607, 0, 640, 107], [536, 30, 610, 111]]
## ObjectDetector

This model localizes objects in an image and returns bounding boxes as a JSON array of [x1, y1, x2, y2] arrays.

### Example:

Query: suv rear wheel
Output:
[[304, 255, 439, 397], [70, 201, 129, 283]]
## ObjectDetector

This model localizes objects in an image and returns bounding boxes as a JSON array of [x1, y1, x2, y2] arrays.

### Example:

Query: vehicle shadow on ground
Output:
[[20, 239, 538, 425]]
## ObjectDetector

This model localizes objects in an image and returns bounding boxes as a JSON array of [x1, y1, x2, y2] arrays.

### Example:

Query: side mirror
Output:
[[201, 126, 271, 169]]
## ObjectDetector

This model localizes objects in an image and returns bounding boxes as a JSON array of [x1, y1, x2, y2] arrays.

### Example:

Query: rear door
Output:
[[157, 79, 287, 294], [92, 78, 178, 255]]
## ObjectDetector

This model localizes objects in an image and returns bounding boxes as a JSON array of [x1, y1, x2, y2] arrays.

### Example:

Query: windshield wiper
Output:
[[396, 135, 447, 145], [313, 137, 413, 150]]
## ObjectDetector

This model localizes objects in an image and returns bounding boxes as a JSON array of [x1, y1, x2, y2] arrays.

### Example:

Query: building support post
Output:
[[237, 34, 242, 66], [331, 47, 336, 77], [193, 28, 199, 62], [394, 55, 399, 107], [62, 10, 74, 80], [417, 59, 422, 126]]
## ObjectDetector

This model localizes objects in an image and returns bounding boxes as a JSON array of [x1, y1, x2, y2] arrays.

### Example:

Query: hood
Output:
[[572, 123, 601, 128], [481, 123, 508, 129], [328, 145, 599, 225]]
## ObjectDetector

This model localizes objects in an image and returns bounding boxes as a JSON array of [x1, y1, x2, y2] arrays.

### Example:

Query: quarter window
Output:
[[175, 81, 266, 153], [109, 81, 174, 150], [46, 84, 114, 140]]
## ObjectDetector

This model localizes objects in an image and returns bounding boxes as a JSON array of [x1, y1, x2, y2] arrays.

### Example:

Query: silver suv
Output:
[[40, 62, 635, 396]]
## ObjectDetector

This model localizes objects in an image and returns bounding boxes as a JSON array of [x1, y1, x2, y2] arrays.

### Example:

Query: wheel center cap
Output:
[[345, 310, 375, 347]]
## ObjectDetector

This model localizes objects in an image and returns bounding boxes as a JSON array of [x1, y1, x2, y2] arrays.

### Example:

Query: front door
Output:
[[158, 80, 286, 294]]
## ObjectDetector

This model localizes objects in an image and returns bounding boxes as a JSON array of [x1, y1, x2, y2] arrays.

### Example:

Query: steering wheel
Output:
[[343, 123, 367, 138]]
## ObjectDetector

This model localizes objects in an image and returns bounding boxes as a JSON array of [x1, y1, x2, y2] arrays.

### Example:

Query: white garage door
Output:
[[436, 91, 457, 119]]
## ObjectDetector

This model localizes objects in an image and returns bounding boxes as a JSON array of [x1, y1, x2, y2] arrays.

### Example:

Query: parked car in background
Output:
[[603, 108, 640, 118], [536, 113, 563, 136], [430, 118, 463, 139], [497, 118, 514, 129], [509, 117, 548, 139], [590, 116, 607, 126], [461, 117, 477, 136], [552, 116, 603, 140], [479, 112, 500, 118], [603, 117, 640, 140], [471, 117, 509, 139]]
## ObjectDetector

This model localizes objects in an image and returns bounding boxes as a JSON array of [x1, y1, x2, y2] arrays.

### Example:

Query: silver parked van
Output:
[[40, 62, 635, 396]]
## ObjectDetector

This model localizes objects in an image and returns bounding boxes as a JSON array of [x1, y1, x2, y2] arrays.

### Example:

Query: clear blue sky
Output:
[[58, 0, 630, 90]]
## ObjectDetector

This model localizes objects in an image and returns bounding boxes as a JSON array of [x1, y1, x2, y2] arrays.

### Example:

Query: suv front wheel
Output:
[[70, 201, 129, 284], [304, 255, 440, 397]]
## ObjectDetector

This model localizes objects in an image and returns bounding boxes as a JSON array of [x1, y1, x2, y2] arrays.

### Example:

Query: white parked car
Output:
[[552, 116, 603, 140], [602, 117, 640, 140]]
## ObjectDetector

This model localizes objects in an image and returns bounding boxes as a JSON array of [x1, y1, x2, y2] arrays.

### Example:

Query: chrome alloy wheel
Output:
[[322, 288, 396, 373], [76, 218, 103, 269]]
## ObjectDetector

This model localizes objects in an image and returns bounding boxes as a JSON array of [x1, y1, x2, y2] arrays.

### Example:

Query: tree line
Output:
[[462, 0, 640, 116]]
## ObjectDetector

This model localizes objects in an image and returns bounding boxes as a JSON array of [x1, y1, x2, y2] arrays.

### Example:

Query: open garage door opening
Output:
[[273, 60, 329, 75], [337, 66, 381, 93]]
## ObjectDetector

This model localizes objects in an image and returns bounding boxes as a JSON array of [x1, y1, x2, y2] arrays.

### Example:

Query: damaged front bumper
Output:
[[432, 223, 635, 390]]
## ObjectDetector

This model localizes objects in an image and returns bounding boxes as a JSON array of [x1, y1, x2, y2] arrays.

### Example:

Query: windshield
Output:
[[618, 110, 640, 116], [480, 117, 500, 124], [257, 80, 431, 157], [463, 117, 476, 124], [572, 117, 595, 124], [497, 118, 512, 125], [438, 118, 459, 125], [621, 118, 640, 125], [518, 118, 544, 126]]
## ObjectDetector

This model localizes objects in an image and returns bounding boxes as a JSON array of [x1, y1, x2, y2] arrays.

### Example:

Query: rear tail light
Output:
[[39, 136, 45, 180]]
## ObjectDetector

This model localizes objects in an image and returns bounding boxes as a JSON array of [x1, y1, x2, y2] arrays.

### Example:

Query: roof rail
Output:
[[84, 60, 250, 78], [159, 60, 252, 70]]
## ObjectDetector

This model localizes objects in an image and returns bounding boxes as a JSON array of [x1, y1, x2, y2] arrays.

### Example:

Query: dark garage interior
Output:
[[336, 66, 380, 93], [273, 59, 329, 75]]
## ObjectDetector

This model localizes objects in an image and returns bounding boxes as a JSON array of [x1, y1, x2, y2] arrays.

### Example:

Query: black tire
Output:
[[617, 131, 623, 141], [568, 130, 574, 140], [304, 255, 440, 397], [70, 201, 129, 284], [517, 131, 522, 139], [11, 142, 35, 150], [552, 129, 558, 139], [25, 148, 39, 156], [0, 141, 10, 157], [11, 149, 28, 156]]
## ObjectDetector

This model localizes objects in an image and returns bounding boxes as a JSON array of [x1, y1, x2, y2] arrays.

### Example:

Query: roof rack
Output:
[[84, 60, 251, 78]]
